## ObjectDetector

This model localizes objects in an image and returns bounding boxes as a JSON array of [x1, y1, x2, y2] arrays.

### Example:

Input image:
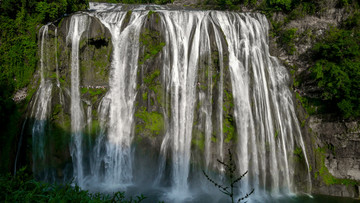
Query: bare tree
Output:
[[203, 149, 254, 203]]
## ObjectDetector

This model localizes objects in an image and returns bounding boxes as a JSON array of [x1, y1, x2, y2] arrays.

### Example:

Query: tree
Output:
[[203, 149, 254, 203]]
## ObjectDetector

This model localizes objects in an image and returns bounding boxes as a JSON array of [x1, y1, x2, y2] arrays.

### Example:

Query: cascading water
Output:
[[26, 3, 312, 202], [88, 10, 147, 187], [31, 25, 53, 178], [213, 12, 312, 194], [159, 11, 204, 196], [66, 14, 89, 186]]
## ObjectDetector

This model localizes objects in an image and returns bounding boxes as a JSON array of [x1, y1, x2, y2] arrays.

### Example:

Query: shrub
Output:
[[310, 26, 360, 118], [267, 0, 293, 12], [279, 28, 298, 54], [1, 167, 146, 202]]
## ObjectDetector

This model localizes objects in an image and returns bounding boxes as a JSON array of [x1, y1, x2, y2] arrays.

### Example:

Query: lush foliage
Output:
[[278, 27, 298, 54], [0, 0, 88, 172], [0, 0, 88, 89], [310, 13, 360, 118], [0, 167, 146, 202], [204, 0, 338, 13], [92, 0, 173, 4], [267, 0, 292, 12], [203, 0, 257, 10], [139, 27, 165, 65]]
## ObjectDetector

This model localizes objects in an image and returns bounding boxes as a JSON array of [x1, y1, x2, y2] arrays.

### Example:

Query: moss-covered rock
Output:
[[134, 10, 166, 145], [135, 107, 164, 138]]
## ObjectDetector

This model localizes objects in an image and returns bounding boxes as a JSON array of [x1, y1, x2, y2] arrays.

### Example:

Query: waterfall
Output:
[[157, 11, 203, 195], [31, 25, 53, 178], [27, 3, 312, 200], [213, 12, 312, 193], [88, 10, 147, 187], [66, 14, 88, 186]]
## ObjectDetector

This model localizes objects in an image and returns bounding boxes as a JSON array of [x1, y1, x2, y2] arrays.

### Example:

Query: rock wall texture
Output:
[[309, 116, 360, 197]]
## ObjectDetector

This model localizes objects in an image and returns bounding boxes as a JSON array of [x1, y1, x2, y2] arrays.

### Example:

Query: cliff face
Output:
[[309, 117, 360, 197], [267, 5, 360, 199], [13, 1, 360, 199]]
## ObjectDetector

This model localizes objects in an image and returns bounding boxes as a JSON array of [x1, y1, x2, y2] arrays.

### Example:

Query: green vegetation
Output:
[[143, 70, 160, 85], [139, 27, 165, 65], [81, 87, 107, 97], [192, 129, 205, 151], [278, 28, 298, 55], [293, 146, 304, 160], [0, 167, 145, 202], [224, 117, 236, 143], [88, 120, 101, 140], [295, 93, 318, 115], [0, 106, 21, 173], [0, 0, 88, 173], [135, 107, 164, 136], [315, 147, 358, 186], [223, 89, 236, 143], [202, 0, 340, 13], [267, 0, 292, 12], [138, 11, 165, 66], [143, 70, 164, 106], [91, 0, 173, 4], [205, 0, 257, 10], [309, 18, 360, 118], [0, 0, 88, 89], [223, 89, 234, 113]]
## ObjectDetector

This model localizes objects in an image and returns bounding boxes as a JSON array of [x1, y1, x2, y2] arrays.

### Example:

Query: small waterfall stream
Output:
[[26, 3, 312, 201], [66, 14, 88, 186], [31, 25, 53, 178]]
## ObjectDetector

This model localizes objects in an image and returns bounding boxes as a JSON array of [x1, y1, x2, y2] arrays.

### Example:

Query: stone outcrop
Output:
[[309, 116, 360, 198]]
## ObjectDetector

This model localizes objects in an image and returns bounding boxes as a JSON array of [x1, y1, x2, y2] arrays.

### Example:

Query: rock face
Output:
[[309, 116, 360, 197], [262, 2, 360, 199]]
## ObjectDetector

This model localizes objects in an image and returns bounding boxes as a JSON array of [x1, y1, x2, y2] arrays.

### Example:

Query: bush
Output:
[[103, 0, 173, 4], [267, 0, 293, 12], [310, 26, 360, 118], [1, 167, 146, 202], [279, 28, 298, 54]]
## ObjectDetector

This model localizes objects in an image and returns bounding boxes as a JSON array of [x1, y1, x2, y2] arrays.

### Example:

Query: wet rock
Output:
[[12, 88, 27, 103]]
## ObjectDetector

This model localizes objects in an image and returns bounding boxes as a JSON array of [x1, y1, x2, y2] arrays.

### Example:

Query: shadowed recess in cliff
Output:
[[24, 2, 312, 202]]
